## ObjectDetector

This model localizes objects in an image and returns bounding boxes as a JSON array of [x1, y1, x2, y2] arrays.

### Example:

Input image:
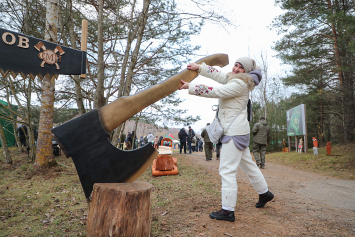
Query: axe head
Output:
[[55, 45, 65, 55], [34, 41, 45, 51], [52, 110, 157, 199]]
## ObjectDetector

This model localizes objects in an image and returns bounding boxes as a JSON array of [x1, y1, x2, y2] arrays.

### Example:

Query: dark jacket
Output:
[[120, 133, 126, 144], [178, 129, 188, 143], [252, 119, 270, 145], [201, 128, 211, 143], [187, 128, 195, 142]]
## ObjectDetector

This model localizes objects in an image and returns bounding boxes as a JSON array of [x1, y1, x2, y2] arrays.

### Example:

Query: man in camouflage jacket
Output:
[[252, 116, 270, 169]]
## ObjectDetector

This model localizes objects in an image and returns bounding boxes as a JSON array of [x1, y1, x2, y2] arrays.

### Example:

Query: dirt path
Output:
[[182, 151, 355, 236]]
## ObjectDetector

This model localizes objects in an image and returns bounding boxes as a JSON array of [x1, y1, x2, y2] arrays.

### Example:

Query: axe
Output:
[[54, 45, 65, 55], [34, 41, 46, 51], [52, 53, 229, 199]]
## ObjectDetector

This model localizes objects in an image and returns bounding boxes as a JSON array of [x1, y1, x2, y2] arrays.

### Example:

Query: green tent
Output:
[[0, 99, 18, 147]]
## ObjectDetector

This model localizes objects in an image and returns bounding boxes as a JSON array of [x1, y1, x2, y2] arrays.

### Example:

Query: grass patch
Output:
[[267, 143, 355, 180], [0, 148, 223, 236], [0, 148, 88, 237]]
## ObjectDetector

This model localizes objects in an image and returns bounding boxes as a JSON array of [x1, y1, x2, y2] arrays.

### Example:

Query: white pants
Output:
[[219, 139, 268, 209]]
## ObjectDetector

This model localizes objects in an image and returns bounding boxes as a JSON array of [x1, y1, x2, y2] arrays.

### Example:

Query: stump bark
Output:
[[87, 181, 152, 237]]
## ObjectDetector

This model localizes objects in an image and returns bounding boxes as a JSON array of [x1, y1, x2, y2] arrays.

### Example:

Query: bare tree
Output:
[[254, 51, 270, 119]]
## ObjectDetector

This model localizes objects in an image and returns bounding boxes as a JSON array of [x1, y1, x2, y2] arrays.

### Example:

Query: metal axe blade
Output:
[[52, 110, 157, 199]]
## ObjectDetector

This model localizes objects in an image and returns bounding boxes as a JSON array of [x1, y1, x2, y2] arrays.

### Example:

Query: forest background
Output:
[[0, 0, 354, 166]]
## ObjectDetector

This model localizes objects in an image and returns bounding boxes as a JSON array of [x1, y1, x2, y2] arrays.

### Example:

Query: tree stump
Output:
[[86, 181, 152, 237]]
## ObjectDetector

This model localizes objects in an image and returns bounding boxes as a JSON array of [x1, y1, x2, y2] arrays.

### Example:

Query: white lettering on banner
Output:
[[2, 32, 16, 45], [17, 36, 29, 49], [2, 32, 30, 48]]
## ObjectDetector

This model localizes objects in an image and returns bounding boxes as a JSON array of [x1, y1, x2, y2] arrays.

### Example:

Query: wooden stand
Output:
[[87, 181, 152, 237]]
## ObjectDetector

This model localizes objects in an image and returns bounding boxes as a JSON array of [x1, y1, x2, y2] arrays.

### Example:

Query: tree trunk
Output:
[[68, 0, 86, 115], [12, 122, 22, 153], [111, 126, 121, 147], [34, 75, 56, 166], [94, 0, 105, 109], [123, 0, 150, 98], [26, 76, 36, 162], [86, 181, 152, 237], [34, 0, 59, 167], [0, 123, 12, 164]]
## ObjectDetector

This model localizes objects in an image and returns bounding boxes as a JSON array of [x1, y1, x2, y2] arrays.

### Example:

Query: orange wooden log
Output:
[[156, 154, 174, 171], [86, 181, 152, 237], [152, 159, 178, 176]]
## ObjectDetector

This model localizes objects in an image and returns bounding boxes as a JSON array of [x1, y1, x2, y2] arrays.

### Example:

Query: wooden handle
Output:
[[80, 19, 88, 79], [99, 53, 229, 132]]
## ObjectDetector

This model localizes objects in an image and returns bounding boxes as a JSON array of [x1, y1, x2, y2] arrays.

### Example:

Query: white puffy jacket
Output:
[[188, 62, 255, 136]]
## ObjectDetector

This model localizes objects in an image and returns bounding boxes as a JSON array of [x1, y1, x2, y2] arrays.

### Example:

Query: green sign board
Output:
[[286, 104, 306, 136]]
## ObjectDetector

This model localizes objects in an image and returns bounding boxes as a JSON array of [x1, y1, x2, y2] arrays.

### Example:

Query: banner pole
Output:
[[80, 19, 88, 79]]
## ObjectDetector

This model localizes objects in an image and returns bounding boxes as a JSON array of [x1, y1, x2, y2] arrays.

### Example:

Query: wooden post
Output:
[[87, 181, 152, 237], [80, 19, 88, 79]]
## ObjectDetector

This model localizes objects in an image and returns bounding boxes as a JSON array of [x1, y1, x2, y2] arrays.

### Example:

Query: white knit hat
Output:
[[235, 57, 256, 73]]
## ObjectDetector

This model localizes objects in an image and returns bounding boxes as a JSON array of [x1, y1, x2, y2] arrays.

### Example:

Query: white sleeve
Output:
[[188, 79, 247, 99], [198, 62, 228, 84]]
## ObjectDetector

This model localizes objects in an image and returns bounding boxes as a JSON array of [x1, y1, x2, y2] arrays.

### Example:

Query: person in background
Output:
[[139, 136, 144, 147], [125, 132, 132, 150], [187, 126, 195, 154], [131, 131, 137, 149], [252, 116, 271, 169], [135, 137, 139, 149], [199, 138, 203, 152], [119, 132, 126, 150], [195, 137, 200, 152], [201, 123, 213, 161], [147, 132, 154, 146], [154, 136, 159, 149], [178, 128, 188, 154], [180, 56, 274, 222], [17, 124, 28, 148]]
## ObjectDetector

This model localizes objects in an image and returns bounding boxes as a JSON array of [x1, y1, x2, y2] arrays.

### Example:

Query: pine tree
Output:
[[272, 0, 355, 144]]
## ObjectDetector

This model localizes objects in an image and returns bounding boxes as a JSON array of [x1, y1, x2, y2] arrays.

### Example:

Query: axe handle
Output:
[[99, 53, 229, 132]]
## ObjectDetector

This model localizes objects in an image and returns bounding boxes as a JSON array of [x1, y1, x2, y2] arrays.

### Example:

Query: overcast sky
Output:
[[175, 0, 286, 134]]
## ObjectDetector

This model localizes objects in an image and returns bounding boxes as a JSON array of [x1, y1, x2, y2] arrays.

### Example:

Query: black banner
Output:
[[0, 28, 86, 76]]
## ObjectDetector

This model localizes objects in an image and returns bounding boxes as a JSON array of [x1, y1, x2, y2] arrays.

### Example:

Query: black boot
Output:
[[209, 209, 235, 222], [255, 191, 274, 208]]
